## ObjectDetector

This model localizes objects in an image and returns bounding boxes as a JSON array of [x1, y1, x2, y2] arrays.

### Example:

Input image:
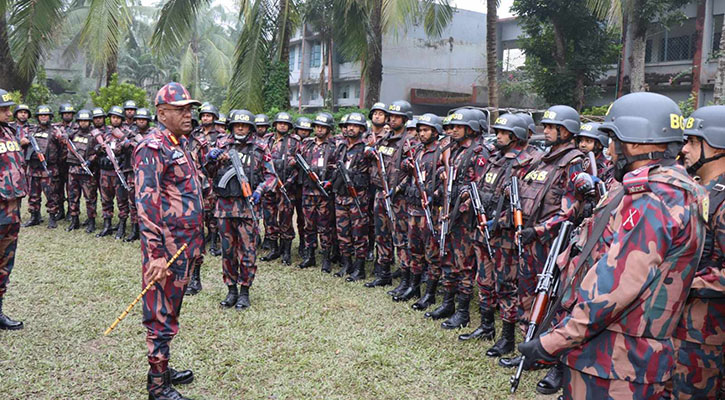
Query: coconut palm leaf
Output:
[[8, 0, 66, 80], [227, 0, 270, 111], [150, 0, 210, 56], [79, 0, 131, 70]]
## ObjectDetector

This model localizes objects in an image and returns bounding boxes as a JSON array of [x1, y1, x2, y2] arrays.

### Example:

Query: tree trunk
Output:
[[690, 0, 706, 109], [713, 13, 725, 104], [0, 16, 31, 94], [276, 0, 292, 108], [327, 38, 334, 110], [105, 49, 118, 86], [575, 73, 585, 111], [486, 0, 498, 121], [365, 0, 384, 108], [616, 12, 629, 98], [551, 20, 567, 71], [628, 2, 648, 93]]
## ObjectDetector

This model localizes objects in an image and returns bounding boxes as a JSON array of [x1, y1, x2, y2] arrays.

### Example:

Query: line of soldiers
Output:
[[1, 81, 724, 399]]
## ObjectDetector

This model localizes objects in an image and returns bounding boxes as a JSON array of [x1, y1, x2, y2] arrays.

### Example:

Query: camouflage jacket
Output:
[[24, 123, 65, 176], [297, 136, 337, 196], [268, 132, 300, 185], [133, 128, 204, 268], [0, 123, 27, 225], [674, 174, 725, 346], [539, 161, 707, 384], [66, 127, 101, 175], [400, 140, 443, 216]]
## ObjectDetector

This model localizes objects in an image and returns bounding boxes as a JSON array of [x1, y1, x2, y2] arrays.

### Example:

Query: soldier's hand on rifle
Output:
[[145, 257, 172, 283], [364, 146, 376, 158], [518, 338, 557, 370], [206, 148, 223, 161], [458, 198, 471, 213], [252, 190, 262, 205], [83, 160, 92, 168], [321, 180, 332, 190], [20, 137, 30, 146], [517, 227, 537, 245]]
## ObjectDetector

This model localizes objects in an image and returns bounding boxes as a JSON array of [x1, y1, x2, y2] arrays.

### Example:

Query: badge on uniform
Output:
[[622, 208, 640, 231], [171, 150, 185, 164], [477, 156, 486, 167]]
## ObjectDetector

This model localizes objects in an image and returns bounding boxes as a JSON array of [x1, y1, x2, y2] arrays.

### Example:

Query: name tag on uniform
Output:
[[110, 141, 116, 150], [317, 157, 324, 168], [35, 132, 48, 139]]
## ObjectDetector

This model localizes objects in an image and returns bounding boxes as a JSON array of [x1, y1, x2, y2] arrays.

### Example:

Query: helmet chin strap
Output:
[[545, 126, 572, 147], [613, 140, 680, 182], [494, 132, 515, 150], [687, 139, 725, 175]]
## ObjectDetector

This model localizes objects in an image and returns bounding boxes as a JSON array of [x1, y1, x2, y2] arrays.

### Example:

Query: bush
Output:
[[90, 74, 148, 112], [25, 68, 51, 112], [581, 104, 610, 117]]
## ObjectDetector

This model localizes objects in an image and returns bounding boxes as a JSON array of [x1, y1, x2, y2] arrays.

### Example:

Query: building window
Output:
[[310, 88, 318, 101], [354, 83, 360, 99], [645, 39, 653, 63], [310, 42, 322, 68], [502, 48, 525, 71], [289, 47, 296, 71], [341, 85, 349, 99], [714, 31, 722, 54], [660, 34, 693, 62]]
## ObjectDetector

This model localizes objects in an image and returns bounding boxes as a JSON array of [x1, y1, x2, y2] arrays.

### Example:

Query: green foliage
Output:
[[513, 0, 620, 108], [263, 60, 291, 112], [581, 104, 611, 116], [90, 74, 148, 111], [678, 93, 697, 118], [8, 91, 24, 105], [25, 68, 52, 112]]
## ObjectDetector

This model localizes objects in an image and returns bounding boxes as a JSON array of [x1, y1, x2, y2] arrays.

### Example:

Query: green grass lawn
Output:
[[1, 208, 551, 399]]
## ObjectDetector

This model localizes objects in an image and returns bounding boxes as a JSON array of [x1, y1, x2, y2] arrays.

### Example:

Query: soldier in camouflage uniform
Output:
[[54, 103, 77, 221], [0, 90, 28, 330], [459, 114, 536, 357], [296, 113, 337, 272], [215, 113, 228, 136], [207, 109, 272, 310], [95, 106, 132, 238], [671, 105, 725, 400], [65, 109, 101, 232], [255, 114, 270, 139], [260, 112, 300, 265], [20, 105, 64, 228], [10, 104, 31, 141], [294, 117, 313, 256], [364, 103, 388, 262], [394, 114, 443, 306], [134, 108, 153, 138], [520, 93, 707, 400], [425, 109, 490, 329], [118, 111, 145, 242], [135, 82, 203, 400], [331, 112, 371, 280], [122, 100, 138, 131], [577, 122, 612, 181]]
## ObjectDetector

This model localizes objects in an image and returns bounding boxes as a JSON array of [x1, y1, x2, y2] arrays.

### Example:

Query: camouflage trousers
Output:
[[261, 190, 295, 240], [294, 186, 304, 242], [478, 235, 518, 323], [441, 219, 481, 296], [392, 197, 410, 271], [335, 192, 369, 259], [520, 239, 550, 322], [68, 172, 97, 218], [302, 194, 334, 251], [99, 171, 129, 219], [203, 188, 218, 234], [125, 171, 137, 223], [57, 162, 68, 206], [0, 223, 19, 298], [374, 192, 408, 267], [407, 212, 439, 277], [142, 256, 193, 373], [671, 337, 723, 399], [27, 171, 59, 215], [368, 188, 375, 255], [219, 217, 258, 287], [562, 367, 667, 400]]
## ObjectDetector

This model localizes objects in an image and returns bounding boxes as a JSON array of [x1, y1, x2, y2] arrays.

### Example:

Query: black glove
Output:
[[518, 338, 557, 370], [520, 227, 537, 245]]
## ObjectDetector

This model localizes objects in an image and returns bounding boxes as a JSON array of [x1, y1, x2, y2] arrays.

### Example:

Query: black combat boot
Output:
[[0, 298, 23, 330], [219, 285, 238, 308], [345, 258, 366, 282], [297, 243, 305, 258], [261, 236, 272, 251], [364, 263, 392, 287], [85, 217, 96, 233], [412, 279, 437, 311], [387, 269, 410, 297], [147, 370, 191, 400], [366, 249, 374, 262], [459, 307, 496, 341], [536, 362, 564, 395], [66, 215, 80, 232], [334, 256, 352, 277], [260, 240, 280, 262], [486, 320, 515, 357], [184, 264, 202, 296], [391, 268, 402, 279], [329, 245, 340, 264], [96, 218, 113, 237], [22, 211, 41, 227], [47, 213, 57, 229], [498, 355, 522, 369], [235, 286, 251, 310], [297, 247, 316, 269], [206, 229, 219, 255], [320, 249, 332, 273], [169, 368, 194, 385], [280, 239, 293, 265], [441, 294, 471, 329], [211, 232, 222, 257], [124, 223, 140, 242], [394, 273, 422, 302], [57, 203, 65, 221], [424, 289, 455, 320], [114, 218, 127, 240]]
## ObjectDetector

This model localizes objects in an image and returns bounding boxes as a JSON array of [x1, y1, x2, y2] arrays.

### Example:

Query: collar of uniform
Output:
[[163, 129, 180, 146], [543, 141, 576, 162]]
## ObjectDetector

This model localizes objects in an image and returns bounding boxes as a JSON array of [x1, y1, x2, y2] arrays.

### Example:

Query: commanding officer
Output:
[[296, 112, 337, 272], [394, 114, 442, 304], [260, 112, 300, 265], [135, 82, 203, 400], [520, 93, 707, 400], [331, 112, 371, 280], [95, 106, 131, 238], [20, 105, 63, 228], [65, 109, 100, 232], [0, 90, 27, 330], [673, 105, 725, 399], [207, 109, 272, 310], [459, 114, 536, 357]]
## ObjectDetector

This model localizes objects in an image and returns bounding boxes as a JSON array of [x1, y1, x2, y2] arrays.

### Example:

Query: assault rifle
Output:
[[470, 181, 494, 258], [337, 160, 363, 215], [295, 152, 329, 198], [439, 165, 456, 258], [28, 133, 50, 174], [405, 141, 435, 234], [60, 129, 93, 176], [100, 130, 130, 191], [266, 160, 291, 204], [230, 150, 259, 222]]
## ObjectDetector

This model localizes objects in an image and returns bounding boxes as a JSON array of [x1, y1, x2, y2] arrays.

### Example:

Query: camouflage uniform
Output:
[[97, 125, 131, 221], [23, 123, 64, 218], [298, 136, 337, 260], [135, 128, 204, 373], [332, 138, 371, 262], [121, 128, 144, 227], [66, 125, 100, 220], [537, 161, 707, 399]]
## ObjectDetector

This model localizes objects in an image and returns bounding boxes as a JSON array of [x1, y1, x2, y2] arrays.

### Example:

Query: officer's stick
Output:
[[103, 244, 188, 336]]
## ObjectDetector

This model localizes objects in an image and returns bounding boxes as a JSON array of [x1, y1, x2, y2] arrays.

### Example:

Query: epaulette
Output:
[[622, 165, 653, 194], [302, 136, 315, 143], [138, 138, 162, 151], [196, 136, 208, 147]]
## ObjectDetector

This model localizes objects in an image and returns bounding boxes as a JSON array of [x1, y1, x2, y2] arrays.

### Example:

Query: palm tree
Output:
[[487, 0, 499, 121], [713, 15, 725, 104], [0, 0, 67, 93]]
